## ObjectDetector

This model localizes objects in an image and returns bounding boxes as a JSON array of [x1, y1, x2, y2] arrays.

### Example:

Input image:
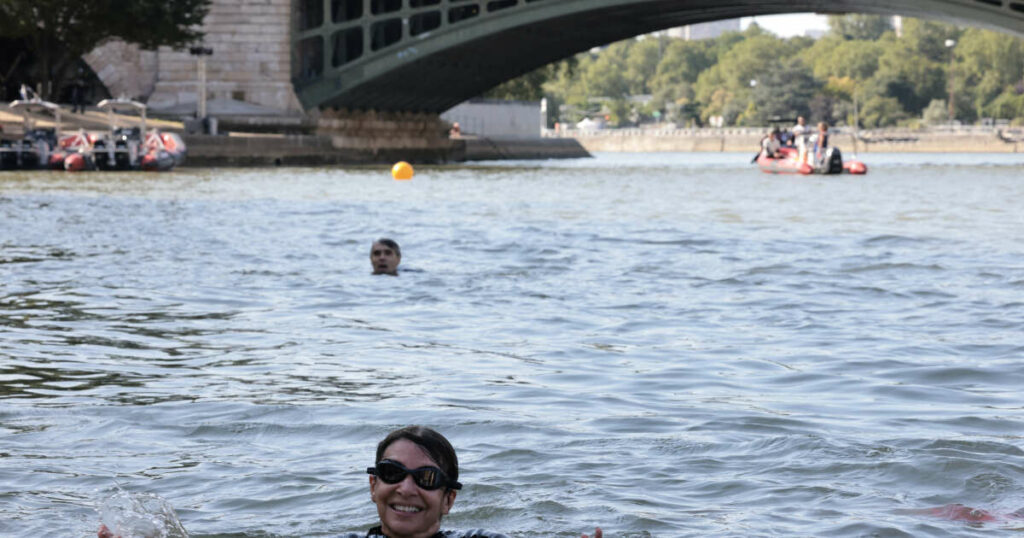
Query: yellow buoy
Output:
[[391, 161, 414, 180]]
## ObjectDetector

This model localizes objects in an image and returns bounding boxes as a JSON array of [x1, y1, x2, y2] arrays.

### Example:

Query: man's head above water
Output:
[[370, 238, 401, 275]]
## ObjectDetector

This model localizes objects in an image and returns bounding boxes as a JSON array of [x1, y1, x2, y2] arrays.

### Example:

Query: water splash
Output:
[[98, 490, 188, 538]]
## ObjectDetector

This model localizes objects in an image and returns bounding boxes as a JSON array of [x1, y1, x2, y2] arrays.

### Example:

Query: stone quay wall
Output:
[[181, 133, 590, 166], [84, 0, 301, 115], [553, 127, 1024, 153], [187, 110, 462, 165]]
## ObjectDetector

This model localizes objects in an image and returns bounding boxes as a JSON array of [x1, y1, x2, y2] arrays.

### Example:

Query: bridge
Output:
[[291, 0, 1024, 113]]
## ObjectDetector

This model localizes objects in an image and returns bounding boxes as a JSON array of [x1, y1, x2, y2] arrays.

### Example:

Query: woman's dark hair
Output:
[[376, 425, 458, 488], [374, 238, 401, 258]]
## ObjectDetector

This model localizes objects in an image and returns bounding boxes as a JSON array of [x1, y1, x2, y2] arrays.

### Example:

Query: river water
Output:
[[2, 152, 1023, 537]]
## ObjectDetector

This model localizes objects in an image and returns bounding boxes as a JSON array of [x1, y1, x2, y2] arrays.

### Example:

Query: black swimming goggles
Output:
[[367, 459, 462, 491]]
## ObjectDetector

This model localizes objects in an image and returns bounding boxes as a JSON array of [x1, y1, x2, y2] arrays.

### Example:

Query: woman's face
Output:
[[370, 439, 456, 538]]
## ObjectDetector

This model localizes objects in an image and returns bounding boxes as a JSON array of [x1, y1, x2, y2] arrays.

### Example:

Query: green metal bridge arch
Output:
[[292, 0, 1024, 113]]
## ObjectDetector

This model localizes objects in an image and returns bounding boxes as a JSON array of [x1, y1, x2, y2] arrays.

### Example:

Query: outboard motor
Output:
[[19, 136, 42, 169], [0, 139, 18, 170], [32, 127, 58, 150], [113, 134, 132, 170], [92, 138, 110, 169], [822, 147, 843, 174], [96, 127, 142, 170], [18, 128, 57, 169]]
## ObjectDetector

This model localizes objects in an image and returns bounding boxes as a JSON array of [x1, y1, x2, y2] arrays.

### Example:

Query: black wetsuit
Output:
[[336, 527, 510, 538]]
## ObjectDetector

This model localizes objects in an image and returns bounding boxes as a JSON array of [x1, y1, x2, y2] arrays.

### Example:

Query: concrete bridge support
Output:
[[85, 0, 303, 117]]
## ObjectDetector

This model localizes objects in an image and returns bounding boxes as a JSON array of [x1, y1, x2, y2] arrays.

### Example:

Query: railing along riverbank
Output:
[[545, 126, 1024, 153]]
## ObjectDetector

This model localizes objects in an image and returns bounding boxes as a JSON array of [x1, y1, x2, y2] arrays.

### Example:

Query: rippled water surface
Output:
[[2, 152, 1023, 537]]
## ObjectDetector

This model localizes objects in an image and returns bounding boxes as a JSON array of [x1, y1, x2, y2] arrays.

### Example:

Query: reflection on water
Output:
[[1, 153, 1023, 537]]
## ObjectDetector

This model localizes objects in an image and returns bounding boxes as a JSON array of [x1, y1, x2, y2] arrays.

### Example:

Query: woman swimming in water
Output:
[[99, 425, 602, 538], [347, 425, 602, 538]]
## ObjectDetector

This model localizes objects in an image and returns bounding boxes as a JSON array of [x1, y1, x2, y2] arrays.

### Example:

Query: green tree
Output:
[[900, 18, 960, 62], [868, 41, 946, 116], [982, 89, 1024, 121], [580, 43, 631, 99], [860, 95, 908, 127], [623, 37, 664, 95], [647, 39, 713, 121], [651, 39, 714, 90], [707, 27, 751, 60], [921, 99, 948, 125], [953, 27, 1024, 119], [605, 98, 631, 127], [748, 58, 821, 124], [827, 14, 893, 41], [535, 14, 1024, 129], [804, 36, 884, 81], [485, 62, 565, 101], [543, 57, 586, 106], [694, 33, 797, 124], [0, 0, 210, 99]]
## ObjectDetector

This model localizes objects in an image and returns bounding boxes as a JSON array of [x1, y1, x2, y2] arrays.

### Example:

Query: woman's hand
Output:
[[98, 524, 119, 538], [581, 527, 602, 538]]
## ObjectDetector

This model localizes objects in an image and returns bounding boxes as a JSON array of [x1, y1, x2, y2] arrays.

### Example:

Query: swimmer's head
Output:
[[374, 425, 459, 487], [370, 426, 459, 537], [370, 238, 401, 275]]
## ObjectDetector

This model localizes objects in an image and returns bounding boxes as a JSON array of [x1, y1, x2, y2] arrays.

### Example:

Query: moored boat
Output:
[[94, 98, 186, 172], [2, 94, 62, 170], [2, 91, 186, 172], [756, 145, 867, 175]]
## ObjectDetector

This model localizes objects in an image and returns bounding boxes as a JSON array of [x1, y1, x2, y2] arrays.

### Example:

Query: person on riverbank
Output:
[[70, 70, 87, 114], [371, 238, 401, 276]]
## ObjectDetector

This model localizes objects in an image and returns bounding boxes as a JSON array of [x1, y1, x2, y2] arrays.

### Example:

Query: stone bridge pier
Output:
[[85, 0, 302, 118]]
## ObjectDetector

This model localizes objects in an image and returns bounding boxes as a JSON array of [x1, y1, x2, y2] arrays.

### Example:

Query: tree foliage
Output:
[[954, 27, 1024, 120], [826, 14, 893, 41], [748, 58, 821, 125], [0, 0, 210, 99], [861, 95, 908, 127], [921, 99, 948, 125], [870, 41, 947, 116], [485, 62, 566, 101], [490, 14, 1024, 127]]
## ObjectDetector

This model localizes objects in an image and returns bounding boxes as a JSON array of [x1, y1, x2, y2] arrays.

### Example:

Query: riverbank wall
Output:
[[5, 102, 1019, 167], [553, 127, 1024, 153], [181, 134, 590, 166], [171, 125, 1024, 167], [0, 104, 590, 165], [183, 108, 589, 165]]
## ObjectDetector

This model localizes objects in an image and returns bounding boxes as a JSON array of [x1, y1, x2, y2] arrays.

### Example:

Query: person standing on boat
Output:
[[791, 116, 807, 139], [811, 121, 830, 164], [792, 116, 809, 162]]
